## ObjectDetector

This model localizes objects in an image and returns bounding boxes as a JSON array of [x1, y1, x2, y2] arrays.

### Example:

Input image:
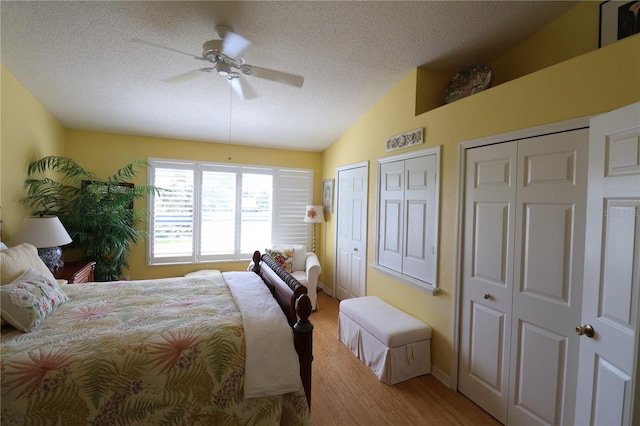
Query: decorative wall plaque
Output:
[[386, 128, 424, 152]]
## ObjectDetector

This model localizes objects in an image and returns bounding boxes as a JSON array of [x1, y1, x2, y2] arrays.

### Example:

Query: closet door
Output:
[[459, 141, 517, 424], [508, 129, 588, 425], [459, 127, 588, 425]]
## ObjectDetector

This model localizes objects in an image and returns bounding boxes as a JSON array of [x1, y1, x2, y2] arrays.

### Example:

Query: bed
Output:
[[0, 246, 313, 425]]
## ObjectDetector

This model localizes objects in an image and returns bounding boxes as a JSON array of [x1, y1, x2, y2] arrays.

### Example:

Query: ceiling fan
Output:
[[132, 25, 304, 100]]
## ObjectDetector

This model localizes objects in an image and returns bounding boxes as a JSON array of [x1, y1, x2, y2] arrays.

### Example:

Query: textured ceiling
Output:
[[1, 1, 577, 152]]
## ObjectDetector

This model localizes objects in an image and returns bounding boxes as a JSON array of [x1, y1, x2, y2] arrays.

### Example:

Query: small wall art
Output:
[[386, 128, 423, 152], [599, 0, 640, 47], [322, 179, 334, 213]]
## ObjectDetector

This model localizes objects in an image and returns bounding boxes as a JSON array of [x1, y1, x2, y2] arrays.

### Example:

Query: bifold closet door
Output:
[[507, 128, 588, 425], [459, 128, 588, 425], [459, 141, 518, 424]]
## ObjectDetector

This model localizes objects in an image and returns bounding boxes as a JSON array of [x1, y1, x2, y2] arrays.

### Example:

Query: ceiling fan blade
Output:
[[246, 65, 304, 88], [163, 68, 213, 84], [229, 77, 258, 100], [130, 38, 207, 61], [221, 31, 252, 59]]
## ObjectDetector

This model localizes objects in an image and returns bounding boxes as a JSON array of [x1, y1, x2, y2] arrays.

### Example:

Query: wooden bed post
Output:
[[294, 294, 313, 409]]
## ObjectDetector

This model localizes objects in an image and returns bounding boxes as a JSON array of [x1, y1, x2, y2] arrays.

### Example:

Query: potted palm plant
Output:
[[21, 156, 162, 281]]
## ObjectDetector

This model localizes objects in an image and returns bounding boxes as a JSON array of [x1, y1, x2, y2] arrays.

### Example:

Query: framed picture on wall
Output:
[[599, 0, 640, 47], [81, 180, 135, 210], [322, 179, 334, 213]]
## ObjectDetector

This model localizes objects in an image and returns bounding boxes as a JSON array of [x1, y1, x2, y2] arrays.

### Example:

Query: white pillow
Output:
[[0, 268, 69, 332], [0, 243, 56, 285]]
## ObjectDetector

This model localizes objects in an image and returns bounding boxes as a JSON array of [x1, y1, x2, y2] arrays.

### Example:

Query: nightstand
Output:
[[53, 260, 96, 284]]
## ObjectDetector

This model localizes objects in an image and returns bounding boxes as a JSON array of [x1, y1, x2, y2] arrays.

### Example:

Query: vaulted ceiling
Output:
[[1, 1, 577, 151]]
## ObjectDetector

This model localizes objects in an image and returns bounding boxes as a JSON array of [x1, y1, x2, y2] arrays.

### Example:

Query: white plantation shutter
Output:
[[273, 169, 312, 246], [240, 172, 273, 255], [200, 168, 236, 258], [148, 159, 312, 265], [149, 163, 195, 263]]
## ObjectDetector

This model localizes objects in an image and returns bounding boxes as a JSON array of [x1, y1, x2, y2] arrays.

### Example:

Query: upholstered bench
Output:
[[338, 296, 432, 384]]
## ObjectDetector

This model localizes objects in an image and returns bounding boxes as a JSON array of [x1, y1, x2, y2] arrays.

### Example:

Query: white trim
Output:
[[370, 264, 439, 295], [452, 116, 592, 391], [430, 365, 452, 389]]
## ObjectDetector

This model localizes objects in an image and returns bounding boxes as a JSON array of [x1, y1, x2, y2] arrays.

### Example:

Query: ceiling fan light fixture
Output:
[[202, 39, 222, 59], [216, 61, 240, 80]]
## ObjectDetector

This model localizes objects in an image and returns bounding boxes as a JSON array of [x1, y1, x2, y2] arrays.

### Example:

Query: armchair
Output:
[[265, 244, 321, 310]]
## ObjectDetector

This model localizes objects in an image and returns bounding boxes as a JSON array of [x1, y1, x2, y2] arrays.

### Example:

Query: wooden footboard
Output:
[[251, 250, 314, 409]]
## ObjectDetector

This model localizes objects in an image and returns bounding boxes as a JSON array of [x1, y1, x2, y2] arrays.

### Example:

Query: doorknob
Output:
[[575, 324, 594, 338], [353, 248, 358, 252], [483, 293, 491, 300]]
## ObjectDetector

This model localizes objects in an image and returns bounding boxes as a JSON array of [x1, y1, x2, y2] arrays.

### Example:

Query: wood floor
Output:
[[309, 290, 501, 426]]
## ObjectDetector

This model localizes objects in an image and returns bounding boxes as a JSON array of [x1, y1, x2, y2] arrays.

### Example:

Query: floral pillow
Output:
[[265, 248, 295, 273], [0, 268, 69, 332]]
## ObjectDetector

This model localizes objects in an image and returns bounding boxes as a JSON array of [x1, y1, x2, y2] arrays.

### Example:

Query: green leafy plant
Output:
[[22, 156, 162, 281]]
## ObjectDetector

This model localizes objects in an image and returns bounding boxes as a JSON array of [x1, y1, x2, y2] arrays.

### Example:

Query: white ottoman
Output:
[[338, 296, 432, 385]]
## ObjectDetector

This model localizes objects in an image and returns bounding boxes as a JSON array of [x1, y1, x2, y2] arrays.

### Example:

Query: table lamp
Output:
[[12, 215, 72, 270]]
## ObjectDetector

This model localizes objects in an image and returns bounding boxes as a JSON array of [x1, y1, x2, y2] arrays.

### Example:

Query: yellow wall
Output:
[[0, 65, 66, 241], [322, 7, 640, 378], [491, 1, 600, 85], [64, 130, 323, 279]]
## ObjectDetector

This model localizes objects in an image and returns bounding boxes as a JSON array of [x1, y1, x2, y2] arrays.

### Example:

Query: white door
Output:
[[336, 163, 368, 300], [459, 127, 588, 425], [459, 141, 518, 424], [508, 129, 588, 426], [575, 102, 640, 426]]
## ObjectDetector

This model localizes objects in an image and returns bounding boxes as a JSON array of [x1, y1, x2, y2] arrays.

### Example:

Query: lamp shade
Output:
[[303, 205, 325, 223], [12, 215, 72, 248]]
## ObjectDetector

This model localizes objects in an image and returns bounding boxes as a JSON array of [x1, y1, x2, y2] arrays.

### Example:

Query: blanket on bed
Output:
[[0, 273, 310, 425]]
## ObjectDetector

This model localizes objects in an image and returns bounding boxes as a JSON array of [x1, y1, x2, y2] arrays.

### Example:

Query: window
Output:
[[374, 146, 441, 294], [148, 159, 313, 265]]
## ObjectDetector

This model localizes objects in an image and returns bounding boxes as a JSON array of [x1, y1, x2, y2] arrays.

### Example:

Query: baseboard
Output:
[[431, 365, 453, 389], [317, 281, 333, 297]]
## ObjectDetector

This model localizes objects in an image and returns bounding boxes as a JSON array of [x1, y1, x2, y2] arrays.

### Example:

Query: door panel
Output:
[[575, 102, 640, 426], [520, 203, 573, 303], [473, 202, 510, 286], [469, 302, 506, 391], [513, 320, 567, 425], [592, 356, 631, 425]]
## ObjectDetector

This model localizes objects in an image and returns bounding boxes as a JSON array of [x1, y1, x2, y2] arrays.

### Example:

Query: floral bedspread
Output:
[[0, 274, 310, 425]]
